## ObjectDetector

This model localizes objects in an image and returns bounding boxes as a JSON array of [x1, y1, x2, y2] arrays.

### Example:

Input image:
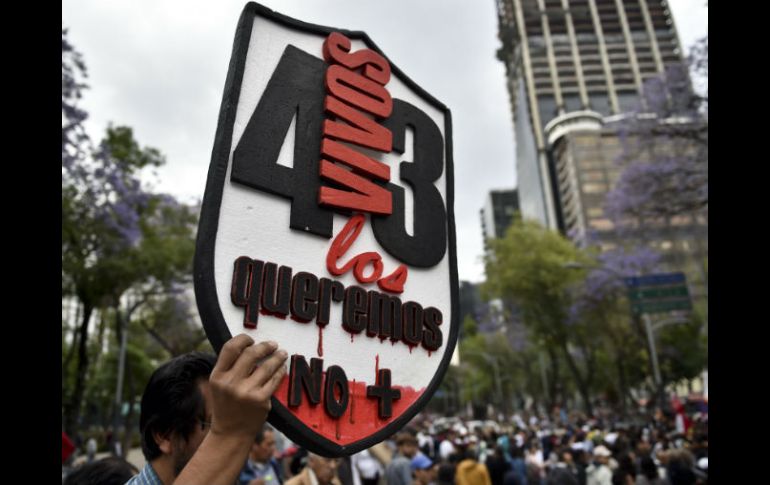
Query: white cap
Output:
[[593, 445, 611, 457]]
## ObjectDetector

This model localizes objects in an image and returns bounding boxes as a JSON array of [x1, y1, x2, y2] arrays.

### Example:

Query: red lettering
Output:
[[377, 265, 408, 294], [326, 65, 392, 118], [326, 215, 408, 292], [319, 160, 392, 215], [322, 32, 391, 85], [323, 96, 392, 152], [326, 214, 367, 276], [321, 138, 389, 181]]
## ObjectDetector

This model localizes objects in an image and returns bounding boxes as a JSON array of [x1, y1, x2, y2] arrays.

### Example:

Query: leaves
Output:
[[605, 36, 708, 223]]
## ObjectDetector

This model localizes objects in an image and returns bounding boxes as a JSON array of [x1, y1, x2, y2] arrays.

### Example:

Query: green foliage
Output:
[[483, 219, 588, 342], [104, 125, 165, 175], [462, 314, 478, 338], [657, 314, 707, 383]]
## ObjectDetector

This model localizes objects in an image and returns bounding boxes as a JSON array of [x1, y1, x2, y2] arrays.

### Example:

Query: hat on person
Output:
[[593, 445, 611, 457], [411, 454, 434, 471]]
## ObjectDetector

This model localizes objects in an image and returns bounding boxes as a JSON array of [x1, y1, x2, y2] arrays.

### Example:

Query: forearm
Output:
[[173, 431, 253, 485]]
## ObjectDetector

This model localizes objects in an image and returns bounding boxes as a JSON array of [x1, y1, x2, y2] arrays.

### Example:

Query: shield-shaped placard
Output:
[[194, 2, 458, 457]]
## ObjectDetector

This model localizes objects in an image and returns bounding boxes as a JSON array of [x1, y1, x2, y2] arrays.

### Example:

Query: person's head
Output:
[[139, 351, 217, 476], [640, 455, 659, 480], [63, 457, 138, 485], [396, 431, 420, 458], [412, 454, 438, 485], [592, 445, 611, 465], [250, 425, 277, 464], [436, 463, 455, 485], [559, 449, 574, 465], [307, 453, 340, 485]]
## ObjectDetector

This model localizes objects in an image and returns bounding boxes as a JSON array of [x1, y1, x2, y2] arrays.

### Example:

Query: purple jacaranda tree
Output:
[[62, 29, 197, 437], [567, 243, 668, 414], [605, 36, 708, 225]]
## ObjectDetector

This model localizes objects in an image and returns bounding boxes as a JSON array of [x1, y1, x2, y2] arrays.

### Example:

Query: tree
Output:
[[568, 247, 662, 414], [483, 218, 598, 414], [136, 290, 209, 357], [605, 36, 708, 224], [62, 30, 198, 436]]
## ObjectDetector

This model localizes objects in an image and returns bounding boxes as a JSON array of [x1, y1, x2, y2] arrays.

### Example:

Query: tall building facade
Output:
[[495, 0, 707, 303], [495, 0, 684, 230], [481, 189, 520, 245]]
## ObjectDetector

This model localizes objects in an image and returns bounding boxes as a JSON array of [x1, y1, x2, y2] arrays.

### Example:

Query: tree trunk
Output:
[[616, 353, 628, 416], [121, 356, 135, 455], [560, 342, 593, 416], [62, 300, 82, 403], [64, 301, 93, 436], [546, 347, 559, 410]]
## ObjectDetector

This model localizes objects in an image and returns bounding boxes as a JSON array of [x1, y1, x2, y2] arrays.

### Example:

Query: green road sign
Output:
[[631, 299, 692, 314], [628, 285, 689, 301]]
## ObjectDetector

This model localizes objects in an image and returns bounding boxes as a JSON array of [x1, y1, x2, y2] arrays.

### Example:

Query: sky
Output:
[[62, 0, 707, 283]]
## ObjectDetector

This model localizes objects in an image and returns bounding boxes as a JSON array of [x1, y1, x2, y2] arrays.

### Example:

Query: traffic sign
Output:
[[628, 286, 689, 301], [624, 272, 686, 288], [631, 300, 692, 314]]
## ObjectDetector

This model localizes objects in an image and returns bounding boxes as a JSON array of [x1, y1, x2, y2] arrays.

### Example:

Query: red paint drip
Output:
[[276, 375, 423, 445], [428, 350, 432, 357], [317, 326, 324, 357], [350, 333, 355, 343], [375, 355, 380, 383], [408, 346, 413, 354], [336, 418, 341, 440]]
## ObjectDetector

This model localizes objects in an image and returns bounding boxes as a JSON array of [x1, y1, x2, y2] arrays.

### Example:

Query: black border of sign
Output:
[[193, 1, 459, 457]]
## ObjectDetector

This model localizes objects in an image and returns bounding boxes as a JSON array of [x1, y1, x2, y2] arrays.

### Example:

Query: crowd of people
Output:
[[237, 405, 708, 485], [61, 337, 708, 485]]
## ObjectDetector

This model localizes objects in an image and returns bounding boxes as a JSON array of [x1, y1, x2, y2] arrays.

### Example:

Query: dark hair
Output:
[[255, 424, 275, 444], [437, 463, 455, 485], [139, 351, 216, 461], [63, 457, 138, 485], [640, 456, 659, 480]]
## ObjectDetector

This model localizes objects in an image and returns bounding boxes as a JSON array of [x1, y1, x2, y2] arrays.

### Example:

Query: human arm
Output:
[[173, 335, 288, 485]]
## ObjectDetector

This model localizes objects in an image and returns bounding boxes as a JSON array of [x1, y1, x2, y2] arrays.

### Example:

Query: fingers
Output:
[[230, 341, 281, 378], [213, 334, 256, 375], [248, 349, 289, 389], [262, 361, 288, 396]]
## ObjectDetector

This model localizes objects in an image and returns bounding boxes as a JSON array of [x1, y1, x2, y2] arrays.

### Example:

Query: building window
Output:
[[583, 183, 607, 194], [581, 171, 605, 182], [588, 94, 611, 115], [671, 215, 692, 226], [617, 90, 640, 113], [563, 94, 582, 112], [537, 95, 558, 126], [589, 218, 614, 230], [586, 207, 604, 218]]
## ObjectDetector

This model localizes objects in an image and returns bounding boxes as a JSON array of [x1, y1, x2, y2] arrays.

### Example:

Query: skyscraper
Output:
[[481, 188, 520, 245], [495, 0, 707, 304], [495, 0, 685, 231]]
